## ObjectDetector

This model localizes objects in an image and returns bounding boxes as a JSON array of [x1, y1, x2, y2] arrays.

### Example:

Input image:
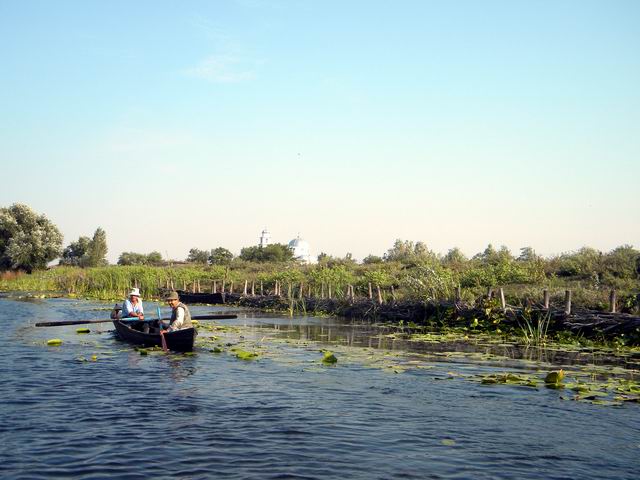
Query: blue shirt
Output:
[[122, 298, 144, 318]]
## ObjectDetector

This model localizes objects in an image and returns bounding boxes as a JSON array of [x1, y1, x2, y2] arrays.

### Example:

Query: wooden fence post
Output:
[[197, 279, 201, 293], [499, 288, 506, 310], [328, 284, 332, 299], [543, 289, 549, 309], [243, 280, 248, 295], [609, 289, 617, 313], [564, 290, 572, 315], [260, 281, 264, 296], [251, 280, 255, 296], [368, 282, 373, 300], [221, 279, 226, 293], [376, 285, 383, 305], [212, 281, 217, 294], [229, 281, 234, 294]]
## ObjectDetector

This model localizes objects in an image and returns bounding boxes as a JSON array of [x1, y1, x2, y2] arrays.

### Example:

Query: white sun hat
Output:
[[128, 287, 142, 298]]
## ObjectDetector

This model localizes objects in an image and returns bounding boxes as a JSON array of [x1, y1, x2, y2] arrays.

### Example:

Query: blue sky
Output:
[[1, 0, 638, 262]]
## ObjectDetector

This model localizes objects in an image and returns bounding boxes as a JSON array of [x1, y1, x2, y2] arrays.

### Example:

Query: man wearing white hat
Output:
[[122, 288, 145, 329]]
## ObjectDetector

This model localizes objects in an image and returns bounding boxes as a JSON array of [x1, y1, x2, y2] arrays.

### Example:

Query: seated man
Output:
[[122, 287, 146, 331], [161, 291, 193, 334]]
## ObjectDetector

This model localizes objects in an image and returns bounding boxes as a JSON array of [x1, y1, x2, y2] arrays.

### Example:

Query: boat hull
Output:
[[113, 321, 196, 352], [175, 291, 225, 304]]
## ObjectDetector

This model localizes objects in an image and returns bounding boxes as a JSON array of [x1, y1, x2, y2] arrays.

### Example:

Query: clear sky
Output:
[[1, 0, 638, 263]]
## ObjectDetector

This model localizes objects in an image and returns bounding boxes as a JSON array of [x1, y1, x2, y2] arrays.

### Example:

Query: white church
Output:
[[259, 228, 314, 263]]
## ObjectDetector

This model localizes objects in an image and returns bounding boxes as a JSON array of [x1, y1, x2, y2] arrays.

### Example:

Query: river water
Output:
[[1, 297, 638, 479]]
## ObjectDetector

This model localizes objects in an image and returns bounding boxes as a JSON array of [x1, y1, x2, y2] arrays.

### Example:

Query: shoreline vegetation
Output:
[[2, 242, 639, 348]]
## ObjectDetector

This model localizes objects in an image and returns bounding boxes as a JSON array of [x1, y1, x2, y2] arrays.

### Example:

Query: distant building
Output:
[[259, 228, 271, 248], [288, 235, 313, 264]]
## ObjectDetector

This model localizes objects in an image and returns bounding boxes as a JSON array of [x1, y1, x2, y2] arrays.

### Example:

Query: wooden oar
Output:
[[35, 314, 237, 327]]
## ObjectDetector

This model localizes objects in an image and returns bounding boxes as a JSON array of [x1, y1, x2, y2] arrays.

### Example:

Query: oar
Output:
[[35, 314, 238, 327]]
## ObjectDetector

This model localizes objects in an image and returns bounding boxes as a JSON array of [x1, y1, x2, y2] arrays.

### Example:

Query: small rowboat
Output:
[[112, 320, 196, 352]]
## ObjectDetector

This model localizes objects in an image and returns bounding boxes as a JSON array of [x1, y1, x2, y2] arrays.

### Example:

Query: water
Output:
[[1, 297, 638, 479]]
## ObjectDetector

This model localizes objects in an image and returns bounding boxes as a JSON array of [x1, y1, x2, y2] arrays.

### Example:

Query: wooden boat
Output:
[[175, 291, 225, 304], [112, 320, 196, 352]]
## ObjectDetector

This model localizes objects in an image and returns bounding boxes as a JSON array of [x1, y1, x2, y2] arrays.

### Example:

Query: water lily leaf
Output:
[[235, 350, 259, 360], [322, 352, 338, 364], [544, 370, 565, 384]]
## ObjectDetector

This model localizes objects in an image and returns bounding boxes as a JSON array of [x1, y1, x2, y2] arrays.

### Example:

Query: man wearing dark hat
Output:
[[161, 291, 193, 333]]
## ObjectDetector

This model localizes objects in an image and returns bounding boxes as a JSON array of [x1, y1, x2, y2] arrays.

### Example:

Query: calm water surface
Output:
[[1, 297, 638, 479]]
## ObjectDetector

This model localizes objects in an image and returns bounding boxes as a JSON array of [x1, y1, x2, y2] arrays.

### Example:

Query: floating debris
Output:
[[47, 339, 62, 346], [76, 328, 90, 334]]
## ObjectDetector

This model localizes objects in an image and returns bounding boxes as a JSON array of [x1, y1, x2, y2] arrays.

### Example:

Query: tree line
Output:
[[1, 204, 639, 293]]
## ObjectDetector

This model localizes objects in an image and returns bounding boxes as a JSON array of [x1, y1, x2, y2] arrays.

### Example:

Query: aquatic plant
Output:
[[518, 310, 552, 346]]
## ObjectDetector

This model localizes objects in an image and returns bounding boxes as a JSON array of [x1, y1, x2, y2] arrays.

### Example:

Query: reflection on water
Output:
[[1, 298, 639, 480], [250, 318, 640, 372]]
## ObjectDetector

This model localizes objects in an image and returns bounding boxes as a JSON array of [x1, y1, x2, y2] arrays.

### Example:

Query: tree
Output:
[[117, 251, 164, 266], [60, 236, 91, 266], [146, 251, 164, 266], [442, 247, 468, 269], [186, 248, 210, 264], [210, 247, 233, 265], [362, 254, 383, 264], [0, 203, 63, 272], [84, 228, 108, 267], [239, 243, 294, 263], [518, 247, 537, 262]]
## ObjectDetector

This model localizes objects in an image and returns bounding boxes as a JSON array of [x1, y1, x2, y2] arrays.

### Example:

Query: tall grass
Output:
[[517, 310, 552, 346]]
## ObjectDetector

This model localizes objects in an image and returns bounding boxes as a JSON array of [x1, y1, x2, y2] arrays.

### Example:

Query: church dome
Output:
[[288, 236, 312, 263]]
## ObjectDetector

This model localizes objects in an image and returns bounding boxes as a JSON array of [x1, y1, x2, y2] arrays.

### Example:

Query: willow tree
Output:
[[0, 203, 63, 272]]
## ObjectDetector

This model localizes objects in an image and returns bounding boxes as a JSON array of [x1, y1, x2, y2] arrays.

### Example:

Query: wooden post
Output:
[[499, 288, 506, 310], [543, 289, 549, 309], [165, 279, 170, 289], [170, 279, 174, 290], [308, 284, 312, 297], [391, 285, 396, 303], [321, 283, 325, 299], [192, 281, 196, 293], [251, 280, 255, 296], [182, 279, 186, 291], [328, 283, 332, 299], [609, 289, 617, 313], [455, 284, 461, 302], [260, 281, 263, 296], [229, 281, 234, 294], [221, 279, 226, 293], [212, 281, 217, 294], [197, 279, 201, 293], [368, 282, 373, 300], [243, 280, 248, 295], [287, 282, 292, 298], [376, 285, 383, 305], [275, 280, 279, 296], [487, 287, 493, 299], [564, 290, 572, 315]]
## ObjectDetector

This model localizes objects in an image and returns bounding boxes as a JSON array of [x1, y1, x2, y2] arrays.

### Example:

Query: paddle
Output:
[[35, 314, 238, 327]]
